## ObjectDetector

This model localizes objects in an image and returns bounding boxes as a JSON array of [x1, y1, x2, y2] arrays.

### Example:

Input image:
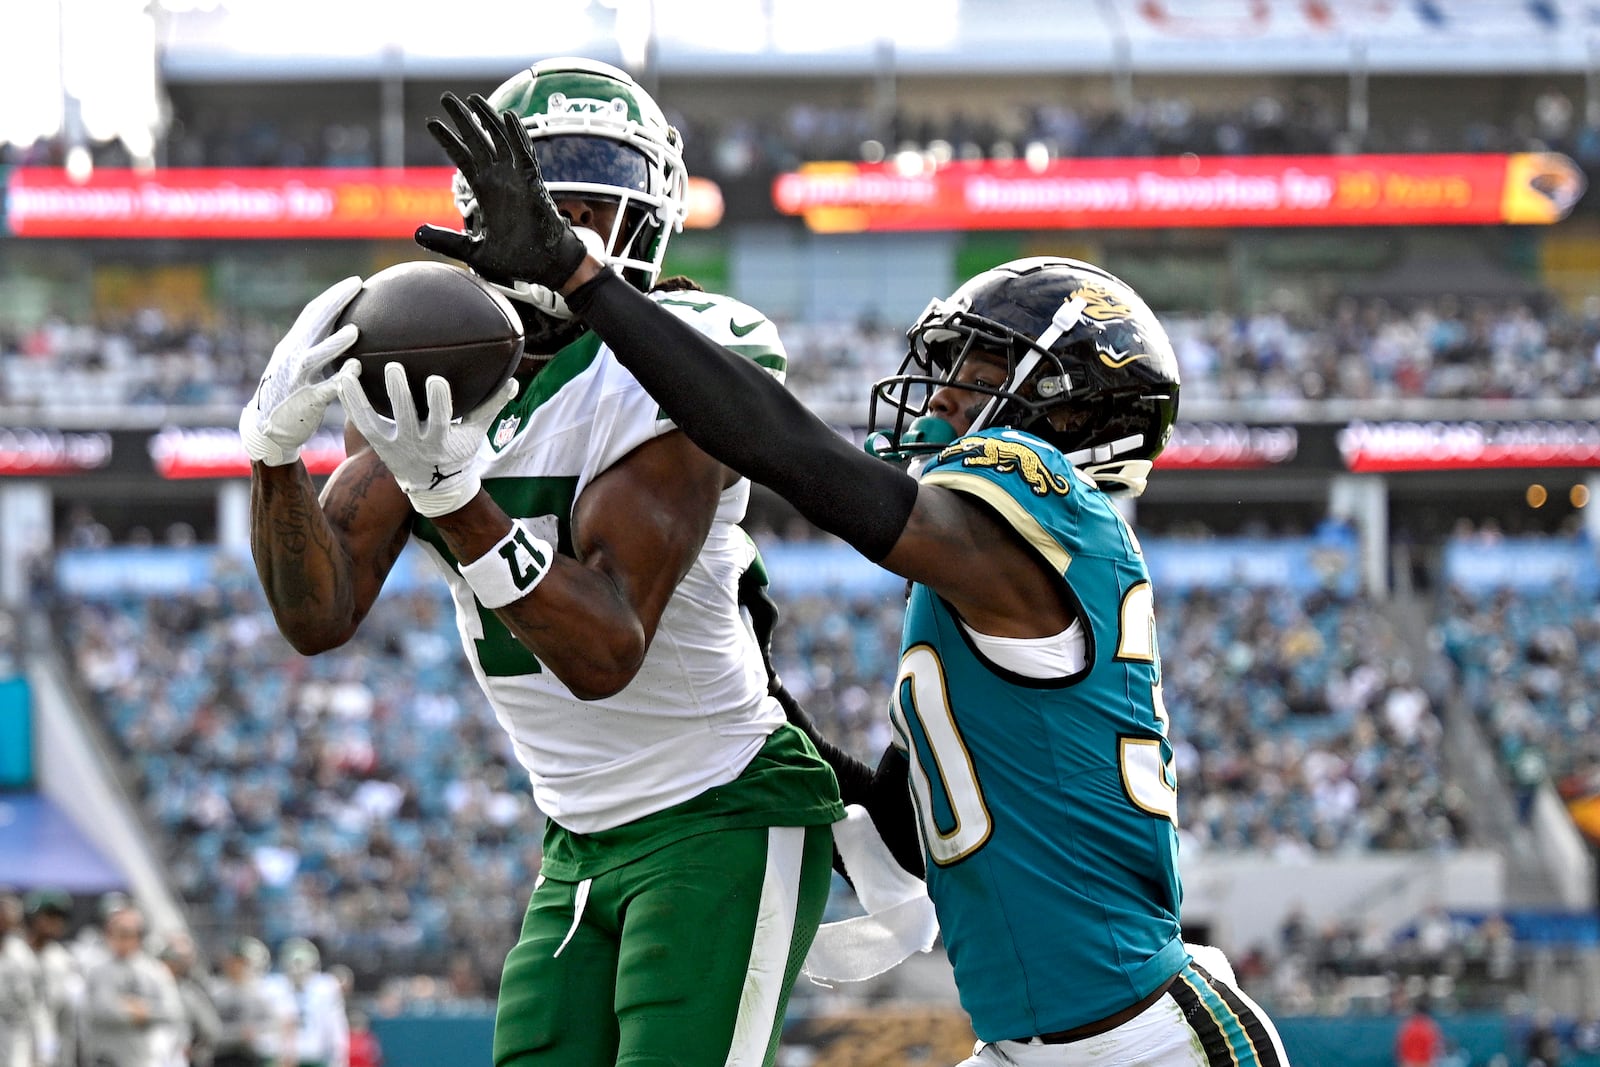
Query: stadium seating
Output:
[[46, 533, 1473, 1000]]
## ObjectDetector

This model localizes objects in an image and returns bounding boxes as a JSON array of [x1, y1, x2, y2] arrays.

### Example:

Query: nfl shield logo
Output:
[[493, 415, 521, 448]]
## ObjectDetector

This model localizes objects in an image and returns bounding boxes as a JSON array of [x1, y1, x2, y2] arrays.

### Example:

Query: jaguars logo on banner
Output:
[[939, 435, 1072, 497]]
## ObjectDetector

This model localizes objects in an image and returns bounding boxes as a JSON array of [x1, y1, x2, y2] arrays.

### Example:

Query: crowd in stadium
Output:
[[5, 24, 1600, 1061], [1437, 581, 1600, 811], [34, 531, 1484, 1003], [4, 292, 1598, 416], [5, 85, 1596, 174]]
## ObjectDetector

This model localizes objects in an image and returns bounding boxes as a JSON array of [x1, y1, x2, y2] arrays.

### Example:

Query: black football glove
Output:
[[415, 92, 588, 292]]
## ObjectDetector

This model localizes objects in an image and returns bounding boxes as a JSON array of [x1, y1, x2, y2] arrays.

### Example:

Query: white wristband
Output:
[[458, 519, 554, 609]]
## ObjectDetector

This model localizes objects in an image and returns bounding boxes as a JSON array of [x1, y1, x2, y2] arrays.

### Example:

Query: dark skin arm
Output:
[[431, 429, 735, 700], [248, 422, 411, 655], [559, 259, 1074, 639], [253, 407, 735, 699]]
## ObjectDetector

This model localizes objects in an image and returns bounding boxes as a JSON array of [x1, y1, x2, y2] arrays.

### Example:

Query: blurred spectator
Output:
[[261, 939, 347, 1067], [1572, 1012, 1600, 1057], [0, 893, 39, 1067], [1395, 998, 1444, 1067], [70, 892, 133, 979], [159, 932, 222, 1067], [23, 890, 82, 1067], [79, 905, 184, 1067], [345, 1011, 382, 1067], [1528, 1007, 1566, 1067], [208, 938, 277, 1067]]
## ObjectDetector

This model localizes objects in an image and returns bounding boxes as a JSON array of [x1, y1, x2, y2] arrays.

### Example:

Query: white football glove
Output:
[[336, 361, 519, 518], [239, 277, 363, 466]]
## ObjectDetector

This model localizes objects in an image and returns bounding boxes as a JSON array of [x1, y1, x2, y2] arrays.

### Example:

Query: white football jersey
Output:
[[412, 290, 789, 834]]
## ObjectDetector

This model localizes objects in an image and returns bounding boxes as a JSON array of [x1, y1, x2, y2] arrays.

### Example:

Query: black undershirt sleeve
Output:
[[567, 270, 919, 563], [770, 683, 926, 880]]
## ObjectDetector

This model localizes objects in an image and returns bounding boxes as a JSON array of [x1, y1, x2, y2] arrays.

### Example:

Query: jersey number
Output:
[[890, 645, 993, 866], [890, 584, 1177, 867], [1114, 582, 1177, 823], [415, 477, 576, 677]]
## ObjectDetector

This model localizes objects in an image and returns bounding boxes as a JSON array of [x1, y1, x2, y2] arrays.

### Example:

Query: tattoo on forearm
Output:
[[251, 467, 342, 616]]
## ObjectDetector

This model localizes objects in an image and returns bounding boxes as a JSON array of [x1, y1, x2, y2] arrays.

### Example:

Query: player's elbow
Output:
[[555, 664, 638, 702], [547, 634, 647, 702], [273, 615, 357, 657], [556, 655, 643, 703], [282, 630, 346, 657]]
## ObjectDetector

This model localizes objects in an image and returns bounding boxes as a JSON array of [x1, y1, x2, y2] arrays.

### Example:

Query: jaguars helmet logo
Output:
[[1072, 283, 1133, 323], [939, 436, 1072, 497], [1069, 283, 1152, 369]]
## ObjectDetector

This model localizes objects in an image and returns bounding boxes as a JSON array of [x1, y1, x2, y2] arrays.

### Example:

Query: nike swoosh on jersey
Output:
[[729, 317, 765, 337]]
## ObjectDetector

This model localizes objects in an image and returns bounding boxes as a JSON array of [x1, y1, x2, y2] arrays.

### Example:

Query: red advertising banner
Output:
[[6, 168, 458, 238], [1155, 422, 1299, 470], [1338, 420, 1600, 472], [147, 427, 346, 479], [0, 429, 113, 474], [772, 152, 1586, 232], [3, 168, 726, 238]]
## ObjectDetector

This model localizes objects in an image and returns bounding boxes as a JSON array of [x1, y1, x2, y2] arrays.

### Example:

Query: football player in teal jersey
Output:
[[422, 96, 1293, 1065]]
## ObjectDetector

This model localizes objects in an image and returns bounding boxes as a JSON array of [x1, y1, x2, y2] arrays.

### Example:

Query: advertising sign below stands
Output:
[[1145, 534, 1359, 595], [7, 419, 1597, 479], [147, 427, 345, 478], [2, 168, 725, 238], [1441, 536, 1598, 594], [773, 152, 1585, 232], [1156, 422, 1298, 470], [0, 429, 113, 474], [1338, 419, 1600, 472]]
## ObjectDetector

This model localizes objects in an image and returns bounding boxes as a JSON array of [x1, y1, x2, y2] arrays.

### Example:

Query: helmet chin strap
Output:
[[969, 293, 1086, 433]]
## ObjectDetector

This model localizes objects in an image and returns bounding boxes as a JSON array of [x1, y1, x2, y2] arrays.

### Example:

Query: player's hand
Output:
[[239, 277, 362, 467], [416, 92, 589, 292], [335, 361, 519, 518]]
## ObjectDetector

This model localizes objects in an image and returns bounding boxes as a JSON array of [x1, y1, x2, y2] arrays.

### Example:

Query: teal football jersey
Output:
[[892, 427, 1189, 1042]]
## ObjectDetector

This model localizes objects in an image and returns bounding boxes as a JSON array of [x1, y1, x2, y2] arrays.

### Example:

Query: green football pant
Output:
[[494, 822, 834, 1067]]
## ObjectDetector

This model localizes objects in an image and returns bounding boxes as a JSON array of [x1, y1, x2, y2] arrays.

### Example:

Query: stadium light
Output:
[[0, 3, 65, 147], [67, 0, 163, 167], [0, 0, 164, 171]]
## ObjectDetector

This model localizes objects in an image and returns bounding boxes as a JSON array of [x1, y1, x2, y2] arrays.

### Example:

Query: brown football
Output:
[[334, 261, 524, 420]]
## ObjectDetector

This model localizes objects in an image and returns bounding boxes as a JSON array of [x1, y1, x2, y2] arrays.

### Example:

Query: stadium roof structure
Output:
[[147, 0, 1600, 80]]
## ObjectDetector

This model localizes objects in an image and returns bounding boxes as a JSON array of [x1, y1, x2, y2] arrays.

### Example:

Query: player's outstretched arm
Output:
[[568, 271, 919, 559], [414, 94, 1010, 606], [415, 94, 917, 561]]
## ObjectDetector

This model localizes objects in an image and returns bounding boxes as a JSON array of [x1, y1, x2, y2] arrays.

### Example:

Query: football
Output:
[[333, 261, 525, 421]]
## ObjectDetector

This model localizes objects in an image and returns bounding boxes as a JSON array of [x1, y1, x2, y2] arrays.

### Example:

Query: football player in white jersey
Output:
[[240, 58, 843, 1067]]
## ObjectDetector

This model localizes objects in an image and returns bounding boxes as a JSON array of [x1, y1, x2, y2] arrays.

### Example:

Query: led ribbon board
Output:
[[772, 153, 1586, 232]]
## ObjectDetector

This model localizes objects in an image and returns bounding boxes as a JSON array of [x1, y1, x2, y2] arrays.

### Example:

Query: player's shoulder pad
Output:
[[648, 289, 788, 381]]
